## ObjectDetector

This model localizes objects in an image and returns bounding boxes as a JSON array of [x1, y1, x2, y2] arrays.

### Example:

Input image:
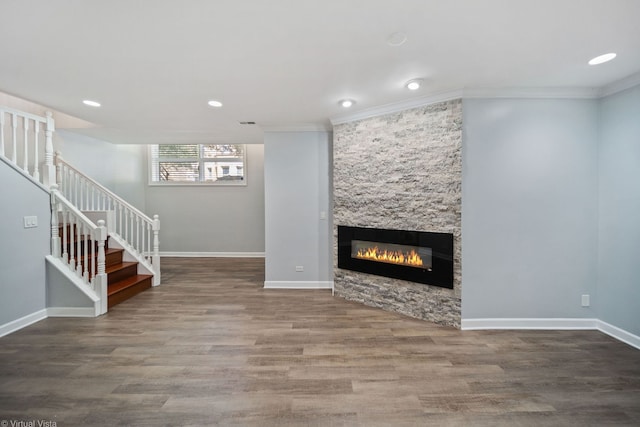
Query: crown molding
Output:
[[329, 75, 640, 127], [330, 89, 463, 126], [462, 86, 600, 99], [261, 123, 332, 132], [599, 71, 640, 98]]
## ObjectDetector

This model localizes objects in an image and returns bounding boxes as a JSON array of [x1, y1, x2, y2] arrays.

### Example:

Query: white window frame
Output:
[[148, 144, 247, 186]]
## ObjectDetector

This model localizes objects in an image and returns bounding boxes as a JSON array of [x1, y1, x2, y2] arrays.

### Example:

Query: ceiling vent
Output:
[[239, 121, 256, 125]]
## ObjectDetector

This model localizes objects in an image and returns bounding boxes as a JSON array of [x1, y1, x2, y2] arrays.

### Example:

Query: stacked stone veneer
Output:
[[333, 99, 462, 328]]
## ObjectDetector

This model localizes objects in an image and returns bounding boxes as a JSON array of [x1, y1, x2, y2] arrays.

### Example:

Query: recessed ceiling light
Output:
[[82, 100, 101, 107], [405, 79, 423, 91], [588, 53, 617, 65], [339, 99, 355, 108], [387, 32, 407, 47], [207, 100, 223, 107]]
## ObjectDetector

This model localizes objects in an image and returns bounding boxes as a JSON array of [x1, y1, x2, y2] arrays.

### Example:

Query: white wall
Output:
[[462, 98, 599, 319], [0, 161, 50, 328], [598, 85, 640, 336], [264, 131, 332, 287], [145, 144, 265, 254]]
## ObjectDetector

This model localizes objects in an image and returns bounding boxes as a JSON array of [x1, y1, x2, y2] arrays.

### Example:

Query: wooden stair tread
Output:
[[105, 261, 138, 274], [75, 247, 122, 259], [108, 274, 153, 296]]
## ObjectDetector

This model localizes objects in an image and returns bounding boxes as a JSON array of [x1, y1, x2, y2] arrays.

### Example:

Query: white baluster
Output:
[[22, 116, 29, 173], [78, 175, 82, 210], [136, 215, 140, 254], [74, 172, 79, 207], [80, 176, 85, 210], [50, 186, 60, 258], [11, 113, 17, 163], [62, 209, 69, 263], [75, 214, 82, 277], [144, 223, 152, 262], [55, 152, 63, 191], [67, 169, 72, 203], [0, 111, 5, 156], [118, 204, 123, 237], [69, 213, 76, 270], [33, 121, 40, 181], [125, 209, 130, 243]]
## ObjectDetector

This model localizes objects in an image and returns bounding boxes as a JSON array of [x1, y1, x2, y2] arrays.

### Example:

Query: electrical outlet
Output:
[[581, 294, 590, 307], [23, 216, 38, 228], [295, 266, 304, 272]]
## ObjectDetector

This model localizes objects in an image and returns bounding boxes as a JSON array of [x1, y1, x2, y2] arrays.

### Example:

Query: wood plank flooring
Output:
[[1, 257, 639, 426]]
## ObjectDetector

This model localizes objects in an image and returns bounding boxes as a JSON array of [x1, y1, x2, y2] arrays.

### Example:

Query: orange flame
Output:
[[355, 246, 424, 267]]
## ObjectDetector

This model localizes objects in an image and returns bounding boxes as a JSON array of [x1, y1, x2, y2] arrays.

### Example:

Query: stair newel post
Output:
[[95, 220, 108, 315], [50, 185, 60, 258], [152, 214, 161, 286], [43, 112, 56, 189]]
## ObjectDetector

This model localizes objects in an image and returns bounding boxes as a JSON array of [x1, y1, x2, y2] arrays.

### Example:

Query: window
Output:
[[149, 144, 246, 185]]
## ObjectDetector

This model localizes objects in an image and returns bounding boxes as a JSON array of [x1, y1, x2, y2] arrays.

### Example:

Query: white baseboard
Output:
[[0, 309, 47, 338], [160, 251, 265, 258], [461, 318, 599, 330], [461, 317, 640, 350], [264, 281, 334, 289], [47, 307, 97, 318], [597, 320, 640, 350]]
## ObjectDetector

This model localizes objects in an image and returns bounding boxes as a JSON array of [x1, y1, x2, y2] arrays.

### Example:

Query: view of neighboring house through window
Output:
[[149, 144, 246, 185]]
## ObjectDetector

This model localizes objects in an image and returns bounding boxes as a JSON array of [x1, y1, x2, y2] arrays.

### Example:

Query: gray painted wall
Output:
[[145, 143, 265, 253], [55, 130, 147, 210], [461, 98, 599, 319], [598, 85, 640, 336], [0, 161, 50, 325], [46, 259, 95, 308], [264, 131, 332, 284]]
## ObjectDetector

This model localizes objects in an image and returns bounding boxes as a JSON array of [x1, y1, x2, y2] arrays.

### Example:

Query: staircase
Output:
[[1, 105, 161, 316], [59, 223, 153, 309], [105, 247, 153, 309]]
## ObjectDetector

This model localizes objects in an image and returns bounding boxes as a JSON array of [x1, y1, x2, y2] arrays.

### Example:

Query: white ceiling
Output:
[[1, 0, 639, 144]]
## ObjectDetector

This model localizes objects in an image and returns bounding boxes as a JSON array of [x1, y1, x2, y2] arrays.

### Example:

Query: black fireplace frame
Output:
[[337, 225, 454, 289]]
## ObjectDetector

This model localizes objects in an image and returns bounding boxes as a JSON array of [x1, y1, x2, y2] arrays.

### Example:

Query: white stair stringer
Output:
[[45, 255, 104, 317]]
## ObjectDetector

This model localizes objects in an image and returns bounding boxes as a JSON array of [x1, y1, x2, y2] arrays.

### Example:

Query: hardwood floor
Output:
[[1, 257, 639, 426]]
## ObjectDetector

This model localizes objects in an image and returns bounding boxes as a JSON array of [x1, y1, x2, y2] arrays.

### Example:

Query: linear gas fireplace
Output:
[[338, 225, 453, 289]]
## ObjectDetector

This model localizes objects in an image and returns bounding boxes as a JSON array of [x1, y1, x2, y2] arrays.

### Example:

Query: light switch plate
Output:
[[23, 216, 38, 228]]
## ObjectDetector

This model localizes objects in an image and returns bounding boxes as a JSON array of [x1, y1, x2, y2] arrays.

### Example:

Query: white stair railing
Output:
[[55, 154, 161, 286], [50, 185, 108, 315], [0, 107, 56, 187]]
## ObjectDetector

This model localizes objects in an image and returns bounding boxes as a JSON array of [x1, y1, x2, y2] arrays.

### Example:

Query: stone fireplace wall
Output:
[[333, 99, 462, 328]]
